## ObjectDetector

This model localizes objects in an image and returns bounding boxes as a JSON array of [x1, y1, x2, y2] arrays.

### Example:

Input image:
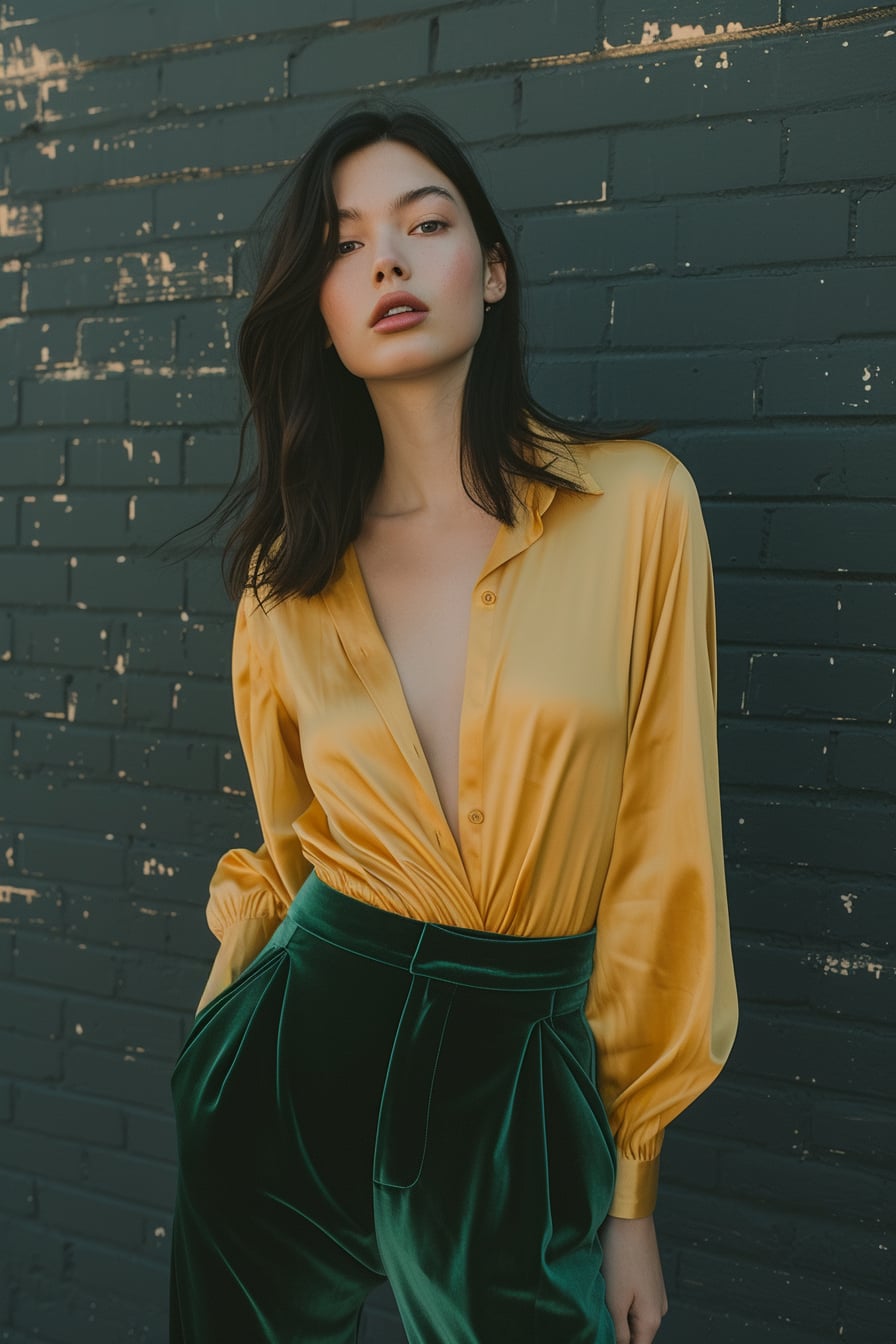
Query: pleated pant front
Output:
[[169, 871, 618, 1343]]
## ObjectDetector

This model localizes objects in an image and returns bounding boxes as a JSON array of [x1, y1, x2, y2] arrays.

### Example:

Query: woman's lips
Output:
[[372, 310, 428, 333]]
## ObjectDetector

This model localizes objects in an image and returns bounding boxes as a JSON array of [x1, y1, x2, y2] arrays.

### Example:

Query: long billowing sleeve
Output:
[[586, 459, 738, 1219], [194, 589, 314, 1015]]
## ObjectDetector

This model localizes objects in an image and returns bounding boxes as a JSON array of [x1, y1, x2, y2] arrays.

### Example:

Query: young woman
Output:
[[168, 99, 738, 1344]]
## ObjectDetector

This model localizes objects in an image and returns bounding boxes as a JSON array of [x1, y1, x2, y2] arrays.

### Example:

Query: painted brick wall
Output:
[[1, 3, 893, 1342]]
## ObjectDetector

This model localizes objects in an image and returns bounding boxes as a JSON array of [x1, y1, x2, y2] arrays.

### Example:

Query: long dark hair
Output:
[[157, 97, 654, 608]]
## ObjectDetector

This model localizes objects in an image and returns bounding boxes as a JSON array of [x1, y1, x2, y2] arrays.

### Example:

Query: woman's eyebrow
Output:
[[336, 184, 457, 223]]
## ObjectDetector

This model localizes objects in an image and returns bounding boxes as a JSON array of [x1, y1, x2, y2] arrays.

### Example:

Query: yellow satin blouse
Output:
[[199, 436, 738, 1220]]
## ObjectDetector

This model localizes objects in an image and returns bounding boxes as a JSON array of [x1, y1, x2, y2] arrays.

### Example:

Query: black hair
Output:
[[156, 97, 655, 607]]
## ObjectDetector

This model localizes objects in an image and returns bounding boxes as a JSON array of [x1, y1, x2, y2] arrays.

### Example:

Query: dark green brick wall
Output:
[[1, 3, 893, 1341]]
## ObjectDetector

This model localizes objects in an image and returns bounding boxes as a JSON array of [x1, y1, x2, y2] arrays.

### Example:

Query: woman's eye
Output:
[[335, 220, 447, 256]]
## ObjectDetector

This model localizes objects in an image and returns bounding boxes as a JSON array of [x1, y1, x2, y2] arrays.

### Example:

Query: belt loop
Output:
[[408, 924, 428, 976], [548, 988, 557, 1019]]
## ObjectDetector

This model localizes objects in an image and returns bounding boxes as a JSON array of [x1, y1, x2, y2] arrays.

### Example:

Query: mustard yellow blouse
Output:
[[199, 436, 738, 1220]]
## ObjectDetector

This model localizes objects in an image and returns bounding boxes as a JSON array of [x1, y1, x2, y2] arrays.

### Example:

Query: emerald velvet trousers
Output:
[[169, 871, 617, 1343]]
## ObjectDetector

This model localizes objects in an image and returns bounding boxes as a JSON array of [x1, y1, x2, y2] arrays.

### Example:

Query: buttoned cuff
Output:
[[607, 1149, 662, 1219]]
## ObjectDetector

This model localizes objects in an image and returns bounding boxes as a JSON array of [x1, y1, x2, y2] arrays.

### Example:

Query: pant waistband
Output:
[[276, 871, 596, 1008]]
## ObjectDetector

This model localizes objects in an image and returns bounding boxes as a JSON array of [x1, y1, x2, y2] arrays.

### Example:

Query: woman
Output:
[[168, 99, 738, 1344]]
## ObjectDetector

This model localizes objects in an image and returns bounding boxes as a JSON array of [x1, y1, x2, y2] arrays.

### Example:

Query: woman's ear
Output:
[[484, 242, 508, 306]]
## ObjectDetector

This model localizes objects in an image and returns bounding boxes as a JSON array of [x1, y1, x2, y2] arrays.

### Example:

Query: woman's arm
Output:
[[589, 459, 738, 1336], [196, 590, 314, 1015]]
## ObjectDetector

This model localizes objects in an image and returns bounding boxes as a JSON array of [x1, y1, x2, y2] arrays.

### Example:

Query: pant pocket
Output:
[[372, 975, 456, 1190]]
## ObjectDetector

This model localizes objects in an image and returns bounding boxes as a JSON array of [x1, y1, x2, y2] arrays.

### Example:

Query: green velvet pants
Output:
[[169, 871, 617, 1343]]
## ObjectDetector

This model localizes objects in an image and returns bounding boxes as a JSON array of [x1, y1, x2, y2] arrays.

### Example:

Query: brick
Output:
[[162, 41, 288, 113], [520, 205, 675, 281], [856, 184, 896, 258], [78, 311, 176, 367], [785, 101, 896, 185], [0, 1125, 86, 1186], [116, 239, 234, 306], [290, 20, 429, 95], [0, 553, 69, 605], [715, 576, 893, 651], [403, 78, 518, 142], [114, 732, 217, 791], [44, 185, 156, 252], [0, 1032, 63, 1084], [732, 1008, 895, 1101], [613, 118, 780, 200], [61, 891, 171, 955], [38, 1181, 145, 1249], [125, 488, 227, 549], [15, 610, 114, 668], [676, 191, 849, 268], [182, 431, 241, 486], [184, 557, 235, 614], [24, 256, 119, 311], [156, 168, 281, 237], [0, 1169, 35, 1219], [118, 950, 213, 1014], [17, 827, 125, 889], [766, 502, 895, 574], [125, 1109, 177, 1163], [129, 370, 240, 426], [19, 491, 130, 549], [0, 199, 42, 260], [32, 0, 338, 67], [20, 375, 127, 428], [744, 650, 893, 722], [0, 665, 66, 716], [175, 305, 232, 368], [69, 552, 183, 611], [525, 281, 612, 348], [20, 62, 158, 138], [727, 869, 890, 947], [86, 1148, 176, 1210], [762, 343, 896, 417], [702, 502, 765, 568], [435, 0, 597, 70], [719, 722, 829, 789], [839, 1287, 896, 1344], [14, 1084, 125, 1147], [13, 930, 120, 994], [677, 1247, 840, 1331], [169, 676, 236, 737], [178, 616, 231, 675], [66, 432, 181, 487], [729, 796, 892, 877], [595, 351, 757, 421], [668, 425, 896, 499], [13, 722, 111, 776], [0, 435, 66, 486], [613, 267, 896, 347], [63, 997, 182, 1059], [835, 729, 896, 794], [478, 133, 609, 211], [811, 1095, 896, 1165], [0, 984, 63, 1038], [67, 1234, 169, 1305], [65, 1045, 173, 1112]]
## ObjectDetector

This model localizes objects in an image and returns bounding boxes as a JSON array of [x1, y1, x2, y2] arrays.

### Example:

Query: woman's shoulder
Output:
[[571, 437, 691, 499]]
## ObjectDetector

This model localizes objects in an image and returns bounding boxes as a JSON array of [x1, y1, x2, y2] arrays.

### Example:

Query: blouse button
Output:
[[481, 590, 497, 605], [467, 809, 484, 824]]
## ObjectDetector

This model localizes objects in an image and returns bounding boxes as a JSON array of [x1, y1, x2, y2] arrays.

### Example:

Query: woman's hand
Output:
[[600, 1213, 668, 1343]]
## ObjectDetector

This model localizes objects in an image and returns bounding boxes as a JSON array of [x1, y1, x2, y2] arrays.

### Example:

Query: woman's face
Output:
[[318, 139, 505, 382]]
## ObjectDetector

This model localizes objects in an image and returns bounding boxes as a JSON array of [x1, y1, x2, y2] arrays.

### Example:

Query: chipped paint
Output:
[[142, 857, 175, 877], [0, 884, 40, 903]]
